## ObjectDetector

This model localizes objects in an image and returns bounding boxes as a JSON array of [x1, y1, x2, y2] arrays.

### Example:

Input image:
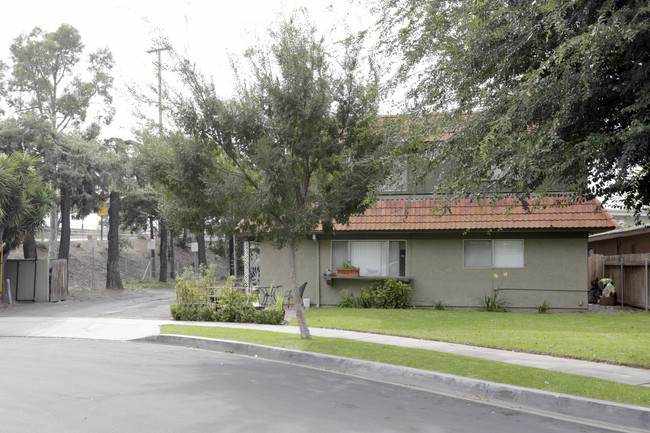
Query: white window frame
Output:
[[463, 239, 524, 268], [331, 240, 407, 277]]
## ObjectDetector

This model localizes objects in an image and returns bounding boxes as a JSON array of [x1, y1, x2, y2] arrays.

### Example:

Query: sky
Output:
[[0, 0, 376, 230], [1, 0, 375, 139]]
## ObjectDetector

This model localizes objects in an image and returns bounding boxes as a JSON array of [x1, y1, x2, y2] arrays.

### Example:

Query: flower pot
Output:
[[336, 268, 359, 277]]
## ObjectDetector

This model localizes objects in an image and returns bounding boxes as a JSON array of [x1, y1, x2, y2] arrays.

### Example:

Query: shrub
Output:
[[170, 305, 200, 321], [337, 278, 412, 309], [433, 300, 447, 310], [254, 308, 285, 325], [372, 278, 412, 309], [175, 264, 220, 307]]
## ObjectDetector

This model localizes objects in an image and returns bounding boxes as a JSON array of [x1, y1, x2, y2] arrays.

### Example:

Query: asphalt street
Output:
[[0, 337, 625, 433], [0, 289, 648, 432]]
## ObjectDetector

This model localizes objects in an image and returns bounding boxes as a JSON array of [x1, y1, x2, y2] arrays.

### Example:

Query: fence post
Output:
[[5, 279, 12, 305], [645, 257, 650, 311], [620, 258, 624, 306], [646, 259, 649, 312]]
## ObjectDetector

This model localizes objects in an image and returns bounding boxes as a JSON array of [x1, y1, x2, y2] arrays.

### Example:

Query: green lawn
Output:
[[297, 308, 650, 367], [161, 324, 650, 408]]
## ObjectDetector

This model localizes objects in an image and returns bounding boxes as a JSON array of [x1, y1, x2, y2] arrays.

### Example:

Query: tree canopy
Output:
[[8, 23, 114, 135], [167, 15, 391, 338], [5, 23, 115, 260], [376, 0, 650, 214]]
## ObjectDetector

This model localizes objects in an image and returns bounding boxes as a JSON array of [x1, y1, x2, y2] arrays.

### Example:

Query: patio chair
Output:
[[286, 282, 307, 307]]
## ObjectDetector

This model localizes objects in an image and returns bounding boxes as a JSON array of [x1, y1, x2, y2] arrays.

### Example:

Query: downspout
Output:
[[313, 234, 320, 307]]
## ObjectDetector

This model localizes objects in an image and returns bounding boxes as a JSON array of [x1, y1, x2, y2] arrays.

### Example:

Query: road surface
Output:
[[0, 337, 628, 433]]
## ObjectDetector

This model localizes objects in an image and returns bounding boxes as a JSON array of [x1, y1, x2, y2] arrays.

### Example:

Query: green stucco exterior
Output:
[[259, 231, 590, 310]]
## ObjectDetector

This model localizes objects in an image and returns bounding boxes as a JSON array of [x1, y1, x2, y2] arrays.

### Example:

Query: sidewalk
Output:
[[1, 314, 648, 387]]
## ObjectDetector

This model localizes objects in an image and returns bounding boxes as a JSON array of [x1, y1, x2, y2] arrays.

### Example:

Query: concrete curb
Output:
[[138, 334, 650, 431]]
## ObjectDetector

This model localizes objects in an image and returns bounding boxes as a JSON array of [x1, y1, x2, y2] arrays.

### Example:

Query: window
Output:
[[463, 240, 524, 268], [331, 240, 406, 277]]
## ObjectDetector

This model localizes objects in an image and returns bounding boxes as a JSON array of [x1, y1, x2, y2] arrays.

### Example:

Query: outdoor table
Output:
[[254, 285, 283, 308]]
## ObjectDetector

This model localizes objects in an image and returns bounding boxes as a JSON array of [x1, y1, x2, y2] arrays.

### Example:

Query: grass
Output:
[[161, 324, 650, 408], [296, 308, 650, 368], [123, 280, 172, 290]]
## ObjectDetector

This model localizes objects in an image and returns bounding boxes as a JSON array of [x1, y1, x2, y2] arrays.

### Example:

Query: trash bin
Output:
[[303, 298, 311, 309]]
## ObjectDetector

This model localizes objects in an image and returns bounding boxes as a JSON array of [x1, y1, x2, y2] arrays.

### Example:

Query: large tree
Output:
[[176, 16, 390, 339], [97, 138, 136, 290], [376, 0, 650, 213], [8, 23, 114, 258], [140, 131, 229, 270]]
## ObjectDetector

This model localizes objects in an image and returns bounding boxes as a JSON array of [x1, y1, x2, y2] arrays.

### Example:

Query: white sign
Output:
[[147, 238, 156, 250], [190, 242, 199, 252], [87, 235, 97, 248]]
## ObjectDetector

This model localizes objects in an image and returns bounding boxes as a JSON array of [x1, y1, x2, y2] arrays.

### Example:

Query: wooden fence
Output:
[[50, 259, 68, 302], [588, 253, 650, 310]]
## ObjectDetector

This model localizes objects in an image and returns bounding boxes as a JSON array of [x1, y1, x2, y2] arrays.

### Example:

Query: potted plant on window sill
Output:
[[336, 261, 360, 278]]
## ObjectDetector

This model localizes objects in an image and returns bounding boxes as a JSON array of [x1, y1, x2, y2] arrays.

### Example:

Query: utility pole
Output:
[[146, 46, 170, 279], [146, 46, 170, 137]]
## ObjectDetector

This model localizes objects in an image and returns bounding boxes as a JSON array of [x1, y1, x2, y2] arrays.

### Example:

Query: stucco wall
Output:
[[261, 231, 589, 310], [259, 240, 321, 306]]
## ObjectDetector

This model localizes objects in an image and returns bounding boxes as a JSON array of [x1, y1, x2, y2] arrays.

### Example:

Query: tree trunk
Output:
[[48, 206, 59, 259], [149, 217, 156, 278], [287, 234, 311, 339], [22, 233, 37, 259], [106, 191, 123, 289], [197, 232, 207, 267], [169, 229, 176, 279], [57, 186, 71, 260], [159, 223, 168, 283]]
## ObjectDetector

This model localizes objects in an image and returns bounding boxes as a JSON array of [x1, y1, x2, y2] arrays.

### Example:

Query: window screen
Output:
[[463, 240, 492, 268], [493, 240, 524, 268]]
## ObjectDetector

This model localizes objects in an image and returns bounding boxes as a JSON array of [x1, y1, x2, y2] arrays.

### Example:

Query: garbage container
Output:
[[303, 298, 311, 309]]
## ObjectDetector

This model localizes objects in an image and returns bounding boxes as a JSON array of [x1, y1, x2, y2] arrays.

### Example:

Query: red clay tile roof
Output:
[[328, 197, 618, 232]]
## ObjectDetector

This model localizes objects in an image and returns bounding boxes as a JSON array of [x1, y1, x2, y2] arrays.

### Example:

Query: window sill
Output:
[[324, 276, 412, 286]]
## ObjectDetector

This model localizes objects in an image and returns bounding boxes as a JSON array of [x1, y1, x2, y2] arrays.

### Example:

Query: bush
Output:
[[253, 308, 285, 325], [171, 269, 286, 324], [175, 264, 220, 307], [170, 305, 200, 321], [372, 278, 412, 309], [337, 278, 412, 309]]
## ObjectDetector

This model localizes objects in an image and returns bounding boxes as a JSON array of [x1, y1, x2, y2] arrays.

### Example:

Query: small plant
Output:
[[537, 300, 550, 314], [477, 290, 510, 312], [341, 261, 359, 270], [433, 300, 447, 310], [338, 290, 358, 308], [477, 272, 510, 312]]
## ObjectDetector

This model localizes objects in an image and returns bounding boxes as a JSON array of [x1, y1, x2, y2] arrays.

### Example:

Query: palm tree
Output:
[[0, 152, 56, 259]]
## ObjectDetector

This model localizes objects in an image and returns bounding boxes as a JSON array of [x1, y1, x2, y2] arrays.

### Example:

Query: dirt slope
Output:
[[8, 237, 229, 293]]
